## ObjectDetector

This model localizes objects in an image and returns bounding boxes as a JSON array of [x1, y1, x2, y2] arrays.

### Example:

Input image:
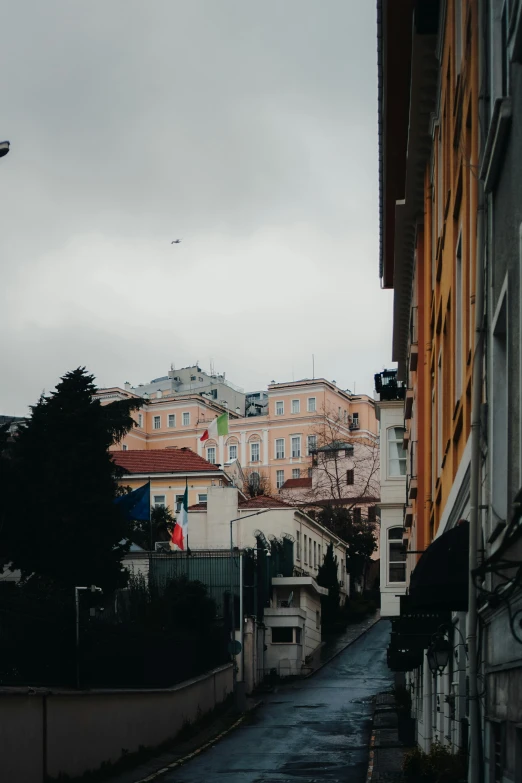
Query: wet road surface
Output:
[[163, 619, 392, 783]]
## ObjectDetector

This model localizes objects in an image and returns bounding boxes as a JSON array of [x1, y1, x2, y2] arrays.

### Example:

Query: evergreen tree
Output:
[[0, 368, 141, 592], [316, 542, 341, 632]]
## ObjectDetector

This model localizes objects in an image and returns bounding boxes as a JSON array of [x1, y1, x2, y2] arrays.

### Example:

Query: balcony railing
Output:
[[374, 370, 407, 401]]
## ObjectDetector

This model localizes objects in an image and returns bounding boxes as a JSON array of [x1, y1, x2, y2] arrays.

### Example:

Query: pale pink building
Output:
[[97, 369, 378, 494]]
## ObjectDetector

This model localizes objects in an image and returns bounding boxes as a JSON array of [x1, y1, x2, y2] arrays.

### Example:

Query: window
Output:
[[316, 610, 320, 629], [492, 290, 508, 523], [307, 397, 316, 412], [295, 628, 301, 644], [296, 530, 301, 559], [198, 494, 208, 505], [250, 442, 260, 462], [291, 399, 300, 414], [304, 534, 307, 564], [276, 401, 284, 416], [153, 415, 161, 430], [318, 544, 321, 565], [307, 435, 317, 455], [175, 494, 184, 512], [182, 412, 190, 426], [308, 468, 313, 478], [207, 446, 216, 464], [309, 538, 312, 566], [272, 627, 294, 644], [388, 527, 406, 582], [153, 495, 166, 508], [455, 233, 463, 401], [275, 438, 285, 459], [291, 436, 301, 458], [250, 472, 260, 491], [353, 507, 362, 523], [168, 413, 176, 428], [388, 427, 407, 477], [346, 469, 354, 485], [138, 413, 143, 428], [229, 444, 237, 461], [313, 541, 317, 568], [352, 412, 359, 428], [368, 506, 377, 524], [292, 468, 300, 479], [276, 469, 285, 489], [122, 444, 128, 451]]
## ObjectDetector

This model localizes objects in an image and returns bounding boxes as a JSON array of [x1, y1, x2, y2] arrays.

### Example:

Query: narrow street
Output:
[[161, 620, 392, 783]]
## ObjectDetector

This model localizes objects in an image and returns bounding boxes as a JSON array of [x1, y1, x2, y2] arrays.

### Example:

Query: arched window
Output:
[[387, 427, 407, 477], [226, 437, 239, 461], [206, 440, 217, 465], [248, 435, 261, 463], [388, 527, 406, 583]]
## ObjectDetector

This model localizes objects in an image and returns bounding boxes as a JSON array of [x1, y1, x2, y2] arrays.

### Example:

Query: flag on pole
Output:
[[171, 484, 189, 551], [114, 481, 150, 521], [200, 412, 229, 443]]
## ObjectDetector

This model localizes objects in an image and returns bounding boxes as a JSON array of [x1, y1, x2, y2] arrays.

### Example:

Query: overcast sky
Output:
[[1, 1, 393, 416]]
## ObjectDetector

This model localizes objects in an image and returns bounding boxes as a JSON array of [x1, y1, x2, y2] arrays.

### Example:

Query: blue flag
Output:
[[114, 482, 150, 522]]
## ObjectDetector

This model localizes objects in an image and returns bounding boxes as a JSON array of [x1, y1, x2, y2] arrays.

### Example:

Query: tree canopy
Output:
[[0, 368, 141, 592]]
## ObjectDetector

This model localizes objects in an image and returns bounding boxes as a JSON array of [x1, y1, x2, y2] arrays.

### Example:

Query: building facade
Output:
[[378, 0, 480, 766], [380, 1, 522, 778], [97, 375, 378, 495], [375, 371, 408, 617]]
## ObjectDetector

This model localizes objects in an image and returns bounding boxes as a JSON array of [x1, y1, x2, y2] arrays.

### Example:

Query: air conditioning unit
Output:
[[276, 573, 284, 578]]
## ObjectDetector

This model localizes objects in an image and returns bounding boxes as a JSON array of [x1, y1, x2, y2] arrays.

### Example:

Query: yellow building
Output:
[[379, 0, 479, 758]]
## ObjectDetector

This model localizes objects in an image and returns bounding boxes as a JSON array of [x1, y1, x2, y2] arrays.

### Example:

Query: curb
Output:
[[133, 700, 263, 783], [366, 727, 376, 782], [303, 615, 382, 679]]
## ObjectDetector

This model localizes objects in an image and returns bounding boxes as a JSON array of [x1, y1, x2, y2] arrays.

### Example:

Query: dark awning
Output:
[[408, 521, 469, 611]]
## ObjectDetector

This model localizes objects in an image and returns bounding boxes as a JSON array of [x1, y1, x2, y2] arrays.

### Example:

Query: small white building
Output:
[[187, 486, 347, 684], [375, 371, 408, 616]]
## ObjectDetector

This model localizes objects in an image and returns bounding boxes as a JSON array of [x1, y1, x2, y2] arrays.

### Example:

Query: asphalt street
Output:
[[162, 619, 393, 783]]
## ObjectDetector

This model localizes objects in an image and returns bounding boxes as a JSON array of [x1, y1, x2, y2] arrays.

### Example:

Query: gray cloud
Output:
[[1, 1, 392, 415]]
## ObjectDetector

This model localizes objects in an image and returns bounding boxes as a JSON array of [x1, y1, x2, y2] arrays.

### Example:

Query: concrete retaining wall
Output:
[[0, 663, 233, 783]]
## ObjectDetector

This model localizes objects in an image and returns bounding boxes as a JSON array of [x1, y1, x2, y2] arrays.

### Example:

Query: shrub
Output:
[[403, 741, 467, 782]]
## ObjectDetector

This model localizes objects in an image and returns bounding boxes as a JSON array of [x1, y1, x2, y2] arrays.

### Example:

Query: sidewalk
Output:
[[366, 692, 408, 782], [102, 696, 261, 783], [303, 610, 381, 676]]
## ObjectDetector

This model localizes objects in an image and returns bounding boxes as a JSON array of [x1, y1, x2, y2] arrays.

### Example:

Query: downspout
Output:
[[467, 2, 486, 779]]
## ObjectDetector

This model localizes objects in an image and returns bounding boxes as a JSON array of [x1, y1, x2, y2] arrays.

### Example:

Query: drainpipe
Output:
[[467, 3, 486, 778]]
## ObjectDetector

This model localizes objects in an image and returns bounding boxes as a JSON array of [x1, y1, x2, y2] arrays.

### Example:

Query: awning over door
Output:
[[408, 521, 469, 612]]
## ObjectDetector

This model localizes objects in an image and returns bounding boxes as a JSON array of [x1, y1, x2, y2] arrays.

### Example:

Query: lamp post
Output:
[[0, 141, 9, 158], [228, 509, 270, 700], [75, 585, 102, 689]]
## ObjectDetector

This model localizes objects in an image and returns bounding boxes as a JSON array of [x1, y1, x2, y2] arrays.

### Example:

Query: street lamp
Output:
[[0, 141, 10, 158], [228, 509, 270, 701], [75, 585, 103, 688], [426, 635, 452, 675]]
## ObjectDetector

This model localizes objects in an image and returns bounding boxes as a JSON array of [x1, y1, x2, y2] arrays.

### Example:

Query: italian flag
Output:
[[171, 485, 188, 551], [200, 412, 229, 442]]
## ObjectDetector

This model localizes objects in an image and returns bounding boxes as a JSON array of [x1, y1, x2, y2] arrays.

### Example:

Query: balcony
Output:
[[404, 390, 414, 419], [374, 370, 407, 401]]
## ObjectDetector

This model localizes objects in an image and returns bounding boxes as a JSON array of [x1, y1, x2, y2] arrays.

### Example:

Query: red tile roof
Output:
[[238, 495, 292, 509], [281, 478, 312, 489], [112, 448, 220, 474]]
